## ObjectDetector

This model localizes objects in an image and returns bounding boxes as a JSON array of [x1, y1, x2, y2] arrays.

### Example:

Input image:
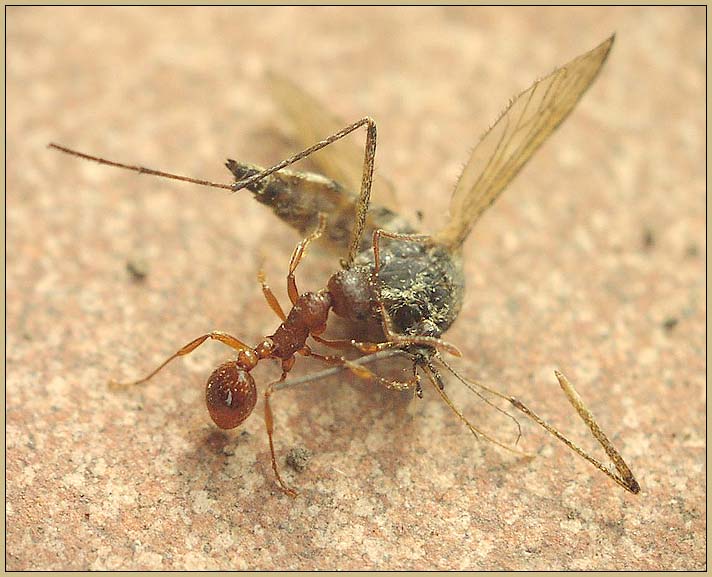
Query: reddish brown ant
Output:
[[50, 35, 640, 497]]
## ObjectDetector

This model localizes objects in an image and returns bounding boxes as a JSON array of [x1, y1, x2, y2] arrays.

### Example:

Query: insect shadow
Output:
[[50, 34, 639, 497]]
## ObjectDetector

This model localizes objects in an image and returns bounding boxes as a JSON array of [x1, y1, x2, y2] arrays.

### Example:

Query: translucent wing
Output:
[[267, 71, 399, 210], [434, 35, 615, 249]]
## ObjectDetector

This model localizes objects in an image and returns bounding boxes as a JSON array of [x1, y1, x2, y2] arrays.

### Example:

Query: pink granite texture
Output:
[[6, 6, 705, 570]]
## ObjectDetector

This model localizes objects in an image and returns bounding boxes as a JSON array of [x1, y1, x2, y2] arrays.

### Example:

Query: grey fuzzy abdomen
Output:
[[356, 242, 464, 338]]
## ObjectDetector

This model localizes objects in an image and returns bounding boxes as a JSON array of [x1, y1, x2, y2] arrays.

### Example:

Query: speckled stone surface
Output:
[[7, 6, 705, 570]]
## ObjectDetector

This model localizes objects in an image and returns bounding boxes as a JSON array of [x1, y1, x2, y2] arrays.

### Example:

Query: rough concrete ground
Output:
[[6, 6, 705, 570]]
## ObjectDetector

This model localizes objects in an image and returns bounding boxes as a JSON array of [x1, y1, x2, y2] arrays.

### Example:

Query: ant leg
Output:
[[286, 213, 327, 304], [299, 345, 419, 392], [258, 212, 326, 319], [369, 228, 462, 357], [263, 366, 299, 498], [258, 269, 287, 321], [109, 331, 253, 387]]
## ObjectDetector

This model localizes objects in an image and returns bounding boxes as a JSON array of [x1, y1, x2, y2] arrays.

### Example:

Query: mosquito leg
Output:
[[419, 362, 534, 457], [435, 355, 640, 494], [509, 371, 640, 494], [286, 213, 327, 304], [369, 228, 462, 357], [48, 143, 235, 190], [344, 118, 377, 268], [109, 331, 253, 387], [299, 345, 419, 392], [263, 368, 298, 498]]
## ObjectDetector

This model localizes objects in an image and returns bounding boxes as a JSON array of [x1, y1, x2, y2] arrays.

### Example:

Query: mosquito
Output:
[[50, 34, 640, 496]]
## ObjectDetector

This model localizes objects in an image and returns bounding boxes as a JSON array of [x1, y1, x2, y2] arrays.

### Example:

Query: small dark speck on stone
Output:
[[642, 227, 655, 250], [662, 317, 679, 332], [203, 543, 212, 554], [222, 444, 236, 456], [685, 243, 699, 257], [286, 446, 312, 472], [126, 258, 149, 282]]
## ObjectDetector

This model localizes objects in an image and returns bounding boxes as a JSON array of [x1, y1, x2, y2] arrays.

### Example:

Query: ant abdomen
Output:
[[205, 361, 257, 429]]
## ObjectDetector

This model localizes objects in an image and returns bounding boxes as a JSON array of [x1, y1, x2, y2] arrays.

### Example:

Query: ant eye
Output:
[[205, 361, 257, 429]]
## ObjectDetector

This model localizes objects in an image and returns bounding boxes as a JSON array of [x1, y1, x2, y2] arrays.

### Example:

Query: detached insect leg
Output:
[[436, 355, 640, 494]]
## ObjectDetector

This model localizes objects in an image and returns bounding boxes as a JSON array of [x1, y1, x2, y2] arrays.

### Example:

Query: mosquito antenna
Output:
[[48, 143, 235, 191], [434, 353, 523, 445], [420, 362, 534, 457]]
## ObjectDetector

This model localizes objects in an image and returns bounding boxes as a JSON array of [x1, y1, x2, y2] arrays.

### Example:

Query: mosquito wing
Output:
[[434, 35, 615, 249], [267, 71, 399, 210]]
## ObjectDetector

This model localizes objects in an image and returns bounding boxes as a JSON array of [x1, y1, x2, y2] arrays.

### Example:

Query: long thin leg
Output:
[[225, 117, 377, 269], [436, 355, 640, 494], [299, 345, 419, 392], [52, 117, 377, 265], [263, 371, 298, 497], [369, 228, 462, 357], [48, 143, 234, 191], [286, 213, 327, 304], [273, 349, 410, 391], [310, 333, 389, 355], [510, 371, 640, 494], [258, 269, 287, 321], [420, 363, 533, 457], [109, 331, 253, 387]]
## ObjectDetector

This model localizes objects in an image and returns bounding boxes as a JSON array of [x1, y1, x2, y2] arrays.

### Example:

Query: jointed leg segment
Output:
[[109, 331, 253, 387]]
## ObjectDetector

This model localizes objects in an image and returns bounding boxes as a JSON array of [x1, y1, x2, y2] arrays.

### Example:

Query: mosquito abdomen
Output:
[[226, 160, 415, 252]]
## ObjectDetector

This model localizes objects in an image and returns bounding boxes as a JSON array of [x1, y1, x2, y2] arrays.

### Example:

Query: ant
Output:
[[50, 34, 640, 497]]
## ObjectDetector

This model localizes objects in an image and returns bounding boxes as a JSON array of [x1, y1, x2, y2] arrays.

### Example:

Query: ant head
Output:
[[205, 360, 257, 429]]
